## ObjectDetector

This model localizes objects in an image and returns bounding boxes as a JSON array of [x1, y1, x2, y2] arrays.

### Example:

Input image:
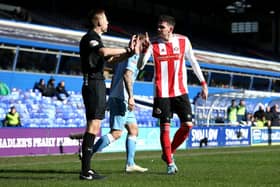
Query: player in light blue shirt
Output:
[[91, 34, 148, 172]]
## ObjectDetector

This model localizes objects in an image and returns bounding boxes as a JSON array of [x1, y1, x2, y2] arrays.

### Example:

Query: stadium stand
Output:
[[2, 88, 280, 128], [0, 89, 166, 128], [0, 3, 280, 129]]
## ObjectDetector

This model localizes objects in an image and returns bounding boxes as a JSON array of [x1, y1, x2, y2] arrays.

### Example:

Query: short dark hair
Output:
[[86, 8, 105, 28], [88, 8, 105, 20], [158, 15, 176, 27]]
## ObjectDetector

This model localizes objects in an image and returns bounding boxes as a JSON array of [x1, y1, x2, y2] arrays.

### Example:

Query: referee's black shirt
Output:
[[79, 30, 105, 80]]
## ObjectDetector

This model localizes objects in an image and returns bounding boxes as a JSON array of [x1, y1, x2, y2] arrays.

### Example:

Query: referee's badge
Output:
[[155, 108, 162, 114], [89, 40, 99, 47]]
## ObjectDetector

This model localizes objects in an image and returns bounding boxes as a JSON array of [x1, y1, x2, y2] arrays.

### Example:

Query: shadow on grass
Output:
[[0, 169, 77, 174], [0, 169, 79, 180], [0, 175, 67, 180], [0, 168, 168, 181]]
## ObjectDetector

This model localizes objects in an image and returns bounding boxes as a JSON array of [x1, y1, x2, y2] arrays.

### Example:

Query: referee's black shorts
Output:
[[152, 94, 192, 123], [82, 79, 106, 120]]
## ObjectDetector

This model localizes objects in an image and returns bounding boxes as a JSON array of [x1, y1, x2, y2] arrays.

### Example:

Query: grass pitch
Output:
[[0, 146, 279, 187]]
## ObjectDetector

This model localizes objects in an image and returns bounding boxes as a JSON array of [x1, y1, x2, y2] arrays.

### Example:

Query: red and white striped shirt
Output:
[[144, 34, 205, 98]]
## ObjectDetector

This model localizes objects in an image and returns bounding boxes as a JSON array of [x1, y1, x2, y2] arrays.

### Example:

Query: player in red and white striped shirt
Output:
[[141, 15, 208, 174]]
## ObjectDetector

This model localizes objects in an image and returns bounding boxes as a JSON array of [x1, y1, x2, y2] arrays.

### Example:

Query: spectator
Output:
[[254, 105, 265, 121], [237, 99, 248, 124], [56, 80, 70, 101], [33, 78, 46, 94], [43, 77, 57, 97], [3, 106, 21, 127], [246, 113, 255, 126], [271, 104, 280, 126], [254, 105, 266, 127], [227, 99, 237, 124], [264, 105, 273, 127]]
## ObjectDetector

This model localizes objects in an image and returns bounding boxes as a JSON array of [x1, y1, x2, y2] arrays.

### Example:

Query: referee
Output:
[[79, 8, 134, 180]]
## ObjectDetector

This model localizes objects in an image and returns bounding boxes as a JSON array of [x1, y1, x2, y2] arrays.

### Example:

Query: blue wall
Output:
[[0, 71, 83, 92], [0, 70, 235, 98]]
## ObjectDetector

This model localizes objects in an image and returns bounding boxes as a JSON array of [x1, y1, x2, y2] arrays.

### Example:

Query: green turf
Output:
[[0, 146, 280, 187]]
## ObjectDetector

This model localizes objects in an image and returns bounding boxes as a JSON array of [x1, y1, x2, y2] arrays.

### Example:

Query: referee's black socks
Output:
[[81, 132, 96, 175]]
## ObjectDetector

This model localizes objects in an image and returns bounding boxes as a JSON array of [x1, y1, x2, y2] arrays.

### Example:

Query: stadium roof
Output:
[[1, 18, 280, 78], [193, 50, 280, 77], [1, 0, 279, 62], [0, 19, 128, 53], [148, 0, 279, 14]]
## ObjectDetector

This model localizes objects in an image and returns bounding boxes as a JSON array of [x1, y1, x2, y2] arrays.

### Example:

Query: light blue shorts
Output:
[[108, 97, 137, 130]]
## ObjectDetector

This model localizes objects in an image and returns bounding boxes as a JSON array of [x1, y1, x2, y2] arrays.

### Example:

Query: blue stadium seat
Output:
[[3, 90, 156, 128]]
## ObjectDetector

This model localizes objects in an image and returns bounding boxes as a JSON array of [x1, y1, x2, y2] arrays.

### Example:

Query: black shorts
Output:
[[82, 79, 106, 120], [152, 94, 192, 122]]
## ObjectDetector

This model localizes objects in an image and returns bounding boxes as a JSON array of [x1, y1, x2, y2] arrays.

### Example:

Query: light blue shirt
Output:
[[109, 54, 140, 100]]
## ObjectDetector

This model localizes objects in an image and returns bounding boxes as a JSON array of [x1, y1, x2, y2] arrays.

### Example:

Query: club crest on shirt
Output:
[[89, 40, 99, 47], [173, 46, 179, 53]]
